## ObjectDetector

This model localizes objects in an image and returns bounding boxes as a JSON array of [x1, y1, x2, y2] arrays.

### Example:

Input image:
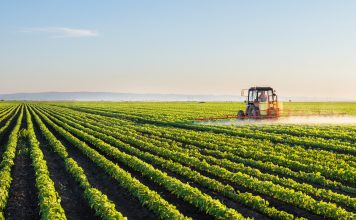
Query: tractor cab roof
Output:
[[248, 86, 274, 91]]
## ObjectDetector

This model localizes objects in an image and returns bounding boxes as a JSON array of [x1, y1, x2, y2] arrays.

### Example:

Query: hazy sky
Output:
[[1, 1, 356, 98]]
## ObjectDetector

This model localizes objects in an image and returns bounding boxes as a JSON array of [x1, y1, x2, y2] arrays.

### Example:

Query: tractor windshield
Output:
[[258, 91, 268, 102], [248, 89, 273, 103]]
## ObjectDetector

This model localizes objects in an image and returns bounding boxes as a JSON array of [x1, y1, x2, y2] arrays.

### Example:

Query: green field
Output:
[[0, 102, 355, 220]]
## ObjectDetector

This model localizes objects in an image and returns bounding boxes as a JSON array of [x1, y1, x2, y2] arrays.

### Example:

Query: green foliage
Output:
[[35, 105, 355, 219], [30, 107, 127, 220], [0, 102, 354, 220], [25, 107, 67, 219], [35, 107, 247, 220], [0, 106, 23, 212]]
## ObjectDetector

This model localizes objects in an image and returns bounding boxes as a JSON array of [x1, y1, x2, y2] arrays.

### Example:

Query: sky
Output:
[[1, 1, 356, 99]]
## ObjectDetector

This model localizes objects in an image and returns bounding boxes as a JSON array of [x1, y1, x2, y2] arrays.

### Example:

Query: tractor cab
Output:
[[238, 87, 282, 118]]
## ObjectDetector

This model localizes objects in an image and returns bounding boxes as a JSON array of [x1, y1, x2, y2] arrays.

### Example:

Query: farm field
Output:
[[0, 102, 355, 220]]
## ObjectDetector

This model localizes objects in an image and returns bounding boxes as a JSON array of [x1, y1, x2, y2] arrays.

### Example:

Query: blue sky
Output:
[[1, 1, 356, 98]]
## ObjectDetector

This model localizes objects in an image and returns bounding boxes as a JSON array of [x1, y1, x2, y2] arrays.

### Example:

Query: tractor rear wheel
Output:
[[269, 108, 277, 117]]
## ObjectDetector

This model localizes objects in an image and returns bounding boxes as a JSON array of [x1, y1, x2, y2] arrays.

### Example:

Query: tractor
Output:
[[238, 86, 282, 118]]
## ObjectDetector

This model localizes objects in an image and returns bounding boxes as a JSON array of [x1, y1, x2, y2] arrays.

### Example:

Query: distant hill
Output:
[[0, 92, 244, 101], [0, 92, 354, 102]]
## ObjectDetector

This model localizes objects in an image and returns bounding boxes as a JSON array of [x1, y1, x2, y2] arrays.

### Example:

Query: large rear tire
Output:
[[269, 108, 277, 117]]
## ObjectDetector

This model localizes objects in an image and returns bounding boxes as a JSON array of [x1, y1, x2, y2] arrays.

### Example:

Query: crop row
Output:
[[25, 107, 67, 219], [47, 105, 355, 194], [0, 107, 23, 219], [176, 122, 356, 155], [146, 123, 355, 184], [29, 105, 128, 220], [247, 124, 356, 145], [123, 124, 353, 175], [30, 106, 193, 220], [0, 107, 21, 142], [40, 106, 296, 219], [32, 106, 248, 220], [137, 128, 356, 195], [42, 105, 356, 211], [36, 105, 355, 219], [60, 105, 355, 182]]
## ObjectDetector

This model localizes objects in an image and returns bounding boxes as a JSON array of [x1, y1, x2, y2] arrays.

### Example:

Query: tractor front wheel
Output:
[[237, 110, 245, 118]]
